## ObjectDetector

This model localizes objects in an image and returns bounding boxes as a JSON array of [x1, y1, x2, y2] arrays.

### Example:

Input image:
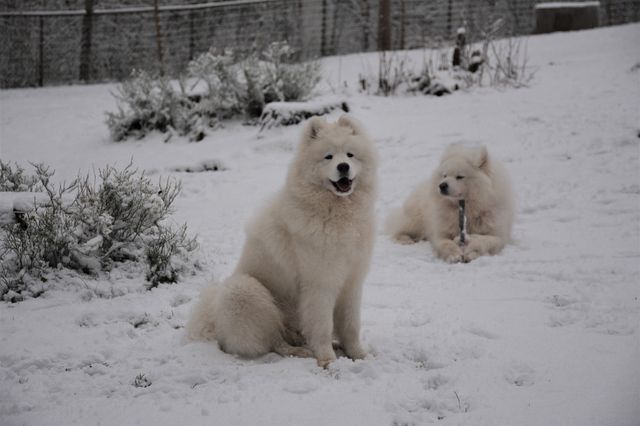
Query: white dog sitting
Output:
[[186, 116, 378, 367]]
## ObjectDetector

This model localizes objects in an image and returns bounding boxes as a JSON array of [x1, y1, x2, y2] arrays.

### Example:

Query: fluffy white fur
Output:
[[186, 115, 378, 367], [387, 144, 514, 263]]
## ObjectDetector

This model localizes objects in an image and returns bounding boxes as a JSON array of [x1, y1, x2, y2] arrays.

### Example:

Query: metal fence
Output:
[[1, 0, 639, 88]]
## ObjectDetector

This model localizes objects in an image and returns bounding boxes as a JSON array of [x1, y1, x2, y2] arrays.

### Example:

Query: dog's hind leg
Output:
[[214, 274, 290, 358], [386, 208, 424, 244]]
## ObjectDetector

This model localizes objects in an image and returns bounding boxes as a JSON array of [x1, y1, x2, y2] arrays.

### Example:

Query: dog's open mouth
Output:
[[331, 177, 353, 194]]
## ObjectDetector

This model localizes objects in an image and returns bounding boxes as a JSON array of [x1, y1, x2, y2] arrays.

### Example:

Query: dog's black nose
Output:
[[439, 182, 448, 194], [337, 162, 350, 174]]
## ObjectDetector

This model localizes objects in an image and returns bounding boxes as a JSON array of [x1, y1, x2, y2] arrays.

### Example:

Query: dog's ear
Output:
[[337, 115, 363, 135], [302, 116, 326, 144], [474, 146, 490, 171]]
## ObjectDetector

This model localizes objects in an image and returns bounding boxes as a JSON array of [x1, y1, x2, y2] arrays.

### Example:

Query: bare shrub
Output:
[[455, 18, 536, 89]]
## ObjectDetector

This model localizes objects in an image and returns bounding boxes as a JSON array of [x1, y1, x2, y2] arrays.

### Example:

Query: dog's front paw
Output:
[[316, 353, 337, 368], [340, 341, 367, 360], [438, 241, 464, 263], [462, 249, 480, 263], [351, 348, 368, 360], [462, 238, 483, 262], [314, 345, 337, 368]]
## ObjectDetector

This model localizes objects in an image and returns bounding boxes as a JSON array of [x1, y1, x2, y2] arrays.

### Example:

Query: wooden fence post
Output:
[[189, 11, 195, 60], [378, 0, 391, 51], [361, 0, 370, 51], [321, 0, 328, 56], [38, 16, 44, 86], [79, 0, 93, 82], [446, 0, 452, 36], [399, 0, 405, 50], [153, 0, 165, 76]]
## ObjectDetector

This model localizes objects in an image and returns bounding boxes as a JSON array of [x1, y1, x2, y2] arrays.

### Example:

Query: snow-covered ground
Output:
[[1, 24, 639, 426]]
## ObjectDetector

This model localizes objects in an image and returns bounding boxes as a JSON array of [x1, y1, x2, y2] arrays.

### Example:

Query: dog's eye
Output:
[[347, 152, 354, 158], [456, 176, 465, 180], [324, 154, 333, 160]]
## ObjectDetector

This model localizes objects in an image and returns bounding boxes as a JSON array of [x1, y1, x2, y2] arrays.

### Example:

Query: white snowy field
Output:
[[1, 23, 639, 426]]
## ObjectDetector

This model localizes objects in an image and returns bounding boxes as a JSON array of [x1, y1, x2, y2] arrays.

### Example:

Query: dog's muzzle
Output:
[[332, 177, 353, 193]]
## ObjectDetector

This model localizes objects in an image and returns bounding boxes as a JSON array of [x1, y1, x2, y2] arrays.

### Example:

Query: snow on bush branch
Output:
[[0, 161, 198, 302], [106, 41, 320, 142]]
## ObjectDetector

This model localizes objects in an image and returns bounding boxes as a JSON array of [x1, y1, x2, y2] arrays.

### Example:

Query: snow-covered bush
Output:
[[0, 163, 198, 301], [73, 164, 184, 265], [259, 41, 321, 104], [0, 164, 79, 299], [145, 223, 197, 289], [188, 42, 321, 120], [187, 48, 245, 123], [0, 160, 42, 192], [105, 41, 322, 142], [106, 70, 197, 142]]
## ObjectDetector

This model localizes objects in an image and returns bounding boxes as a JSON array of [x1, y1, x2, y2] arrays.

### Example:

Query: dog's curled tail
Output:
[[184, 285, 218, 343]]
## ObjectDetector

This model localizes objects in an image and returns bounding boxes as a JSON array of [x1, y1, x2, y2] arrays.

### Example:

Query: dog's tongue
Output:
[[336, 177, 351, 192]]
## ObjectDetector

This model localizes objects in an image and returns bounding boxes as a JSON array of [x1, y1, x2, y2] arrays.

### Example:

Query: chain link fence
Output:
[[1, 0, 638, 88]]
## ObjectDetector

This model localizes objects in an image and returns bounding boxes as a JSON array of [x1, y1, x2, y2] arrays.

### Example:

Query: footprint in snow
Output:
[[504, 364, 536, 387], [545, 294, 578, 309], [423, 373, 450, 390], [76, 312, 98, 328], [393, 310, 432, 328], [464, 325, 499, 340], [282, 379, 319, 394], [547, 312, 579, 328], [521, 202, 557, 215], [545, 294, 581, 327]]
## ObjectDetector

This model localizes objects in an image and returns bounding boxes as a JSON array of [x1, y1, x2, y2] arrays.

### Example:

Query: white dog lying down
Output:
[[186, 116, 378, 367], [387, 144, 514, 263]]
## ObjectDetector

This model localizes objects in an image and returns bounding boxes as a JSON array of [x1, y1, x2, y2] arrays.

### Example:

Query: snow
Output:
[[1, 23, 639, 426], [0, 192, 50, 225], [259, 97, 349, 129], [534, 2, 601, 10]]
